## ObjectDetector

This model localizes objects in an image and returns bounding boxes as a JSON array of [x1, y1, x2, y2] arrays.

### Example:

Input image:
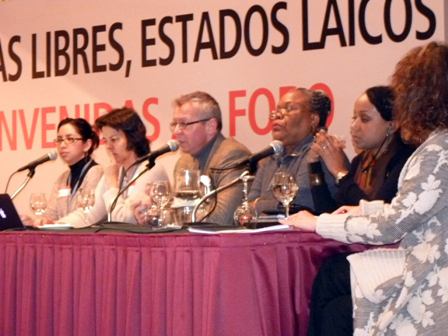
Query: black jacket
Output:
[[310, 135, 415, 214]]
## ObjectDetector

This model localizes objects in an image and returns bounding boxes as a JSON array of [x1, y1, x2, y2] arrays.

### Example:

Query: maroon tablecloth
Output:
[[0, 231, 367, 336]]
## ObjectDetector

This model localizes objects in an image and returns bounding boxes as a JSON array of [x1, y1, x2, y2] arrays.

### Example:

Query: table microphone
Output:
[[9, 150, 58, 199], [235, 140, 283, 167], [234, 140, 283, 174], [17, 150, 58, 172], [107, 140, 179, 223], [134, 140, 179, 165]]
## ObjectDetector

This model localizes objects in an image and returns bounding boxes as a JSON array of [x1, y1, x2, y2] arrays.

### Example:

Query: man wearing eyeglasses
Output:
[[171, 91, 251, 225], [248, 88, 347, 215]]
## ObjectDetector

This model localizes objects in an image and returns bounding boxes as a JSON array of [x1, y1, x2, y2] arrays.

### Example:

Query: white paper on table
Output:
[[188, 224, 291, 234], [38, 224, 73, 230]]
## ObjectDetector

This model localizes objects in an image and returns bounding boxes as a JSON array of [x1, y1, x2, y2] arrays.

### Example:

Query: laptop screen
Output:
[[0, 194, 25, 231]]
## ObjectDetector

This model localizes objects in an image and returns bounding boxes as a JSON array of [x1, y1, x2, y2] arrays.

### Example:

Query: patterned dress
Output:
[[316, 130, 448, 335]]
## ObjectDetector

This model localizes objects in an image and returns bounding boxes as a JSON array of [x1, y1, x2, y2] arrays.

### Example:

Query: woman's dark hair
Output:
[[295, 88, 331, 128], [365, 86, 394, 122], [391, 41, 448, 145], [57, 118, 99, 156], [310, 90, 331, 127], [94, 107, 150, 157]]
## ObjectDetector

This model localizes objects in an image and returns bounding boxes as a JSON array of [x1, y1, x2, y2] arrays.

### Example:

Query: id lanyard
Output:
[[66, 158, 93, 212], [118, 164, 138, 199]]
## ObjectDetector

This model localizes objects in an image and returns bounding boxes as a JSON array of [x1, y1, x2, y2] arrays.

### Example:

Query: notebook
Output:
[[0, 194, 25, 231]]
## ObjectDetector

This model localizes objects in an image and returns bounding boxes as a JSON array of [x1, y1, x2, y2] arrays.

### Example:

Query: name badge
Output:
[[58, 188, 71, 198]]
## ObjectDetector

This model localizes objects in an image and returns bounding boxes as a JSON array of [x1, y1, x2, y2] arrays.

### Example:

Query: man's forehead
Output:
[[174, 102, 198, 119]]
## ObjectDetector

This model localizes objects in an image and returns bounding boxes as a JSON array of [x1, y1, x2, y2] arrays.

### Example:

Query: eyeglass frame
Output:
[[169, 118, 212, 132], [53, 137, 84, 145], [269, 105, 302, 120]]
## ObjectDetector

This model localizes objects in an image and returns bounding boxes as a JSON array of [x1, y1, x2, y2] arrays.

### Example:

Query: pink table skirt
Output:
[[0, 231, 367, 336]]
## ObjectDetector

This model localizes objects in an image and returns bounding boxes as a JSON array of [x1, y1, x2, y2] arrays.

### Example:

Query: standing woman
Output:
[[282, 42, 448, 335], [58, 107, 168, 227], [21, 118, 103, 226], [308, 86, 414, 214]]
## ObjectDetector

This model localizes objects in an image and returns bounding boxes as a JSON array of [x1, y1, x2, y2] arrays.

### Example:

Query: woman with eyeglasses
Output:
[[247, 88, 348, 216], [21, 118, 103, 226], [57, 107, 168, 228]]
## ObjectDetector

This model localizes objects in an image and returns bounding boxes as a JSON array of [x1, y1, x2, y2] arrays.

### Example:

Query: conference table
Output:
[[0, 228, 368, 336]]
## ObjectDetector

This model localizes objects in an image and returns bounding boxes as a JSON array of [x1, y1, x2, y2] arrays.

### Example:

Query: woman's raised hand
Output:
[[311, 130, 347, 177]]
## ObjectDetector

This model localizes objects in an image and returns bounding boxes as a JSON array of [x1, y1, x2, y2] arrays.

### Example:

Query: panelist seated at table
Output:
[[132, 91, 251, 225], [247, 88, 348, 215], [281, 42, 448, 336], [172, 91, 251, 224], [307, 86, 415, 214], [57, 108, 168, 228], [21, 118, 103, 227]]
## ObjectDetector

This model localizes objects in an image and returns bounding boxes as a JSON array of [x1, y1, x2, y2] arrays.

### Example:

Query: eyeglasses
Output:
[[169, 118, 211, 132], [54, 137, 83, 145], [269, 106, 301, 120]]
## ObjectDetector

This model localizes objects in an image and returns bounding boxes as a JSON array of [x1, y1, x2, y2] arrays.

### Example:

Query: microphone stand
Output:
[[191, 170, 252, 223], [10, 169, 36, 200], [106, 160, 156, 223]]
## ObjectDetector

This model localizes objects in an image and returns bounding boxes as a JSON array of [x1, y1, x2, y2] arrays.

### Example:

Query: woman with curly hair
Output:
[[282, 41, 448, 335], [58, 108, 168, 227], [307, 86, 415, 214]]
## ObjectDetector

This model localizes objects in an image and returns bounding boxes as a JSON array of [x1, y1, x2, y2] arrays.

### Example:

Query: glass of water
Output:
[[149, 181, 172, 227], [30, 193, 47, 217], [271, 172, 298, 219], [78, 188, 95, 224]]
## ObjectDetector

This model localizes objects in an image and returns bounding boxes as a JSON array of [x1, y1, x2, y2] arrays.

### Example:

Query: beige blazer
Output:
[[174, 134, 251, 225]]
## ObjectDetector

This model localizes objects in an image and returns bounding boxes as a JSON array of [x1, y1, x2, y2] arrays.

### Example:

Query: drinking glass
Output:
[[271, 172, 298, 218], [149, 181, 172, 227], [172, 169, 202, 225], [174, 169, 201, 201], [78, 189, 95, 223], [30, 193, 47, 216], [233, 175, 257, 228], [141, 204, 158, 227]]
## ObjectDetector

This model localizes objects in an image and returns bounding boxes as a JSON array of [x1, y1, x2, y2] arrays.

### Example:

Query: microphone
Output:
[[17, 150, 58, 172], [236, 140, 283, 167], [134, 140, 179, 165]]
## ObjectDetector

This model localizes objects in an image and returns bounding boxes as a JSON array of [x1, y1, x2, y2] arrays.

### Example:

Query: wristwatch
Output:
[[335, 170, 348, 185]]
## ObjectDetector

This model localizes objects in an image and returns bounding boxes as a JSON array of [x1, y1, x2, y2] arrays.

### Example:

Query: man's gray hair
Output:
[[173, 91, 222, 131]]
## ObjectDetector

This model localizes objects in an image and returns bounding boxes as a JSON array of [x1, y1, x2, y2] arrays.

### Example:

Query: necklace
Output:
[[362, 134, 391, 174]]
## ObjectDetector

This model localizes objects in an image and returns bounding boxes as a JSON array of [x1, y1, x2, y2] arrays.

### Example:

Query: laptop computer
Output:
[[0, 194, 25, 231]]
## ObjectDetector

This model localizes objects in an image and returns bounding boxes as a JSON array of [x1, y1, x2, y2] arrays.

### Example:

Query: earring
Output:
[[386, 124, 393, 136]]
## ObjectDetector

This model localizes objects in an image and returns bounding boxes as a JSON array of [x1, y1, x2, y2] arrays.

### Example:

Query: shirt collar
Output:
[[273, 133, 314, 160], [192, 132, 222, 171], [288, 134, 314, 156], [69, 156, 89, 173]]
